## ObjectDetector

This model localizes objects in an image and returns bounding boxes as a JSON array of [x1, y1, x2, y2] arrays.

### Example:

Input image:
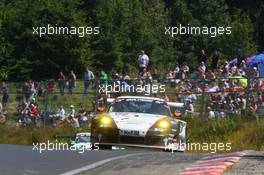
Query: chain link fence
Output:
[[1, 76, 263, 126]]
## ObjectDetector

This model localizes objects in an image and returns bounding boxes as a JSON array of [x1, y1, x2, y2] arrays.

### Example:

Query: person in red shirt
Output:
[[29, 104, 40, 125]]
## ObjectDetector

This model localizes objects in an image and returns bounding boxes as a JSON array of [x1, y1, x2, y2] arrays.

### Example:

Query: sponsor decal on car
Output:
[[119, 129, 141, 137]]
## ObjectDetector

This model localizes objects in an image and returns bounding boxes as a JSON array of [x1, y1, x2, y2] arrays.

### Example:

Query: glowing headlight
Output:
[[158, 120, 170, 128], [101, 116, 111, 125]]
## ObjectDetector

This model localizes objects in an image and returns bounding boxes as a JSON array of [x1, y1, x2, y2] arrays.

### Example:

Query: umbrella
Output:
[[246, 53, 264, 67], [225, 58, 237, 69]]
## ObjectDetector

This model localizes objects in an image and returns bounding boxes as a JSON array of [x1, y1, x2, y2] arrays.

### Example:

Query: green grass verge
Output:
[[185, 117, 264, 153], [1, 117, 263, 153]]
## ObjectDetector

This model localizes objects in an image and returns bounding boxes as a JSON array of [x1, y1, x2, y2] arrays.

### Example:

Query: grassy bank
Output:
[[185, 117, 264, 153], [1, 117, 264, 153], [0, 125, 84, 145]]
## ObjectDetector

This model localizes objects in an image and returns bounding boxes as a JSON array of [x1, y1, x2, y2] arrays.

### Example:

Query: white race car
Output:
[[91, 96, 187, 151]]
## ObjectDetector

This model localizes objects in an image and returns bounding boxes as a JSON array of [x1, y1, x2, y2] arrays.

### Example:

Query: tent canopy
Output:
[[246, 53, 264, 67]]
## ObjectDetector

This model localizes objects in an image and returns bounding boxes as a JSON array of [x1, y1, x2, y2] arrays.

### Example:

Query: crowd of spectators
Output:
[[0, 49, 263, 127]]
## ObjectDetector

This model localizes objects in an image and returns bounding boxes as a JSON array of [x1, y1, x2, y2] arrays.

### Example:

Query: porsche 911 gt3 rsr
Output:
[[91, 96, 187, 151]]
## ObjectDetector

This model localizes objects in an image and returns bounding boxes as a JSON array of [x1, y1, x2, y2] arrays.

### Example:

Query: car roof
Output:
[[117, 96, 165, 102]]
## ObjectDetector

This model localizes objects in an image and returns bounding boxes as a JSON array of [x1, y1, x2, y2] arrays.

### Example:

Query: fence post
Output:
[[43, 81, 49, 127], [200, 79, 205, 119], [245, 76, 250, 116], [95, 79, 99, 115]]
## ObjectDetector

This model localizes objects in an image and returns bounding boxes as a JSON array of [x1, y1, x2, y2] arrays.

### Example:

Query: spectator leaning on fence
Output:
[[83, 67, 94, 96]]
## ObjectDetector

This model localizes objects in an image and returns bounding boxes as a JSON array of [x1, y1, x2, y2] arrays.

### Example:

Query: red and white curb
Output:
[[180, 152, 248, 175]]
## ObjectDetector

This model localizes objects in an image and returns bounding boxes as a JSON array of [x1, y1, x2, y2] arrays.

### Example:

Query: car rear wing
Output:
[[107, 98, 115, 103], [167, 102, 184, 108], [107, 98, 184, 107]]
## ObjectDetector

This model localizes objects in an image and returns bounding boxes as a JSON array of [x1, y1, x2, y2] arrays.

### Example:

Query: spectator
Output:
[[83, 67, 94, 96], [111, 69, 120, 80], [253, 67, 259, 78], [140, 68, 152, 82], [29, 98, 38, 107], [173, 63, 180, 79], [211, 50, 219, 70], [185, 100, 194, 115], [47, 80, 55, 93], [68, 105, 75, 118], [29, 104, 40, 125], [20, 108, 31, 126], [69, 116, 80, 128], [58, 72, 66, 95], [65, 105, 76, 125], [137, 49, 149, 74], [236, 48, 245, 67], [68, 70, 76, 94], [208, 107, 215, 119], [29, 80, 36, 99], [198, 49, 208, 64], [93, 94, 106, 113], [164, 69, 174, 81], [22, 82, 31, 101], [99, 70, 108, 86], [1, 81, 9, 112], [55, 105, 65, 119], [76, 106, 88, 124], [198, 61, 206, 74], [180, 62, 189, 79]]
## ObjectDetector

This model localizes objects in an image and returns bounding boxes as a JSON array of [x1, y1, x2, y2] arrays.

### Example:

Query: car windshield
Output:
[[76, 135, 90, 143], [108, 98, 171, 116]]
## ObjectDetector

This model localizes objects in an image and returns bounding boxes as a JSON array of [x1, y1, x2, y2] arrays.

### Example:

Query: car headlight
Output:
[[101, 116, 111, 125], [98, 115, 116, 128], [157, 119, 170, 129]]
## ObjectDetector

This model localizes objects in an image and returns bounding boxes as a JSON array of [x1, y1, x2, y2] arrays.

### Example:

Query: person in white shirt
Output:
[[198, 61, 206, 74], [185, 100, 194, 115], [208, 82, 220, 93], [56, 105, 65, 119], [208, 107, 215, 119], [138, 50, 149, 74]]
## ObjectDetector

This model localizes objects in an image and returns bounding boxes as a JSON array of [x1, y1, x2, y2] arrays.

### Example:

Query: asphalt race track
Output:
[[0, 144, 147, 175], [0, 144, 205, 175]]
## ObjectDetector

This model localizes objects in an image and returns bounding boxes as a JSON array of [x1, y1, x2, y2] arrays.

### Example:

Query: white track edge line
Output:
[[60, 153, 146, 175]]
